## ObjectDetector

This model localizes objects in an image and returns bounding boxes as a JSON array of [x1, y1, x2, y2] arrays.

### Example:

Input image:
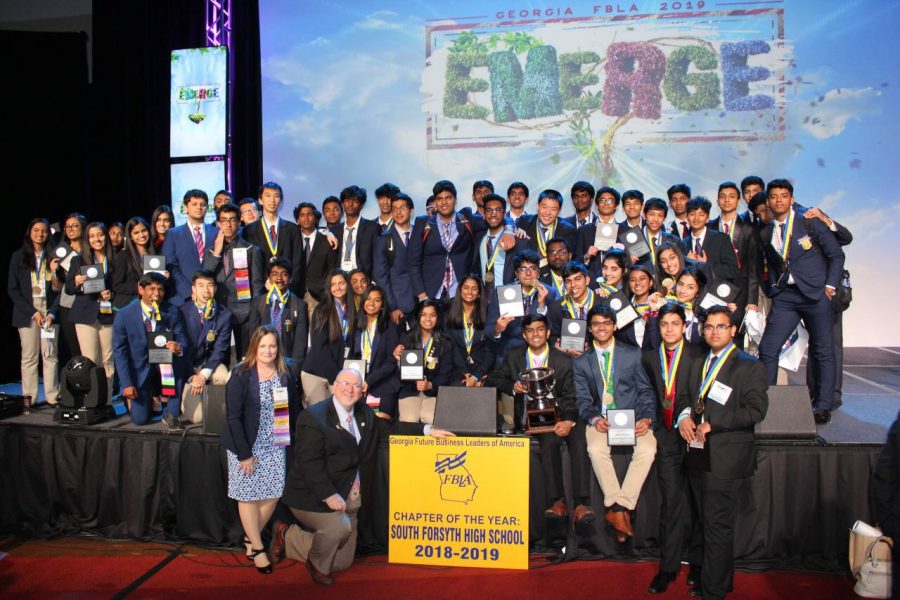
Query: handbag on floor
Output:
[[852, 536, 892, 599]]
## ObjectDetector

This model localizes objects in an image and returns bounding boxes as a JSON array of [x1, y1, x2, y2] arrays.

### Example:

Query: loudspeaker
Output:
[[433, 386, 497, 436], [203, 384, 227, 435], [754, 385, 817, 441]]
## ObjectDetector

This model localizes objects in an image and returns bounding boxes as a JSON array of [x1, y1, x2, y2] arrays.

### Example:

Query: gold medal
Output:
[[32, 286, 41, 295], [603, 392, 614, 406], [207, 330, 216, 342], [426, 357, 438, 369], [484, 271, 494, 284]]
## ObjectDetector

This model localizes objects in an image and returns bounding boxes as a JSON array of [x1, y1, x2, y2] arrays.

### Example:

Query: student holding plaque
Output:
[[348, 285, 399, 415], [615, 264, 661, 351], [66, 221, 117, 402], [596, 249, 629, 296], [112, 272, 188, 429], [675, 306, 768, 599], [485, 314, 594, 525], [575, 186, 621, 274], [53, 213, 86, 362], [112, 217, 170, 310], [302, 269, 354, 407], [8, 218, 61, 406], [574, 305, 657, 544], [641, 303, 705, 594], [445, 276, 494, 387], [547, 261, 603, 355], [393, 299, 453, 423]]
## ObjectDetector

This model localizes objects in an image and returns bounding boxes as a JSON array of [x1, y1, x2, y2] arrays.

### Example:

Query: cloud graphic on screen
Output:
[[796, 87, 881, 140]]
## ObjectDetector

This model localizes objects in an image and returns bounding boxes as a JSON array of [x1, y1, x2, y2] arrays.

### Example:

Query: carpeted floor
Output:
[[0, 536, 858, 599]]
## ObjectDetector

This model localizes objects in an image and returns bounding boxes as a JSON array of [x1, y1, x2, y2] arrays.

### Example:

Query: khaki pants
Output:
[[398, 393, 436, 424], [180, 364, 230, 424], [286, 493, 361, 575], [499, 392, 515, 426], [586, 426, 657, 510], [304, 291, 319, 322], [18, 315, 59, 404], [75, 322, 114, 402], [301, 371, 331, 408]]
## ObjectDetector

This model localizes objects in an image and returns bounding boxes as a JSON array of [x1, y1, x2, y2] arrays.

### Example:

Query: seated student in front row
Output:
[[484, 314, 594, 526], [574, 305, 657, 544], [348, 284, 400, 416], [179, 269, 233, 424], [393, 299, 453, 423], [112, 272, 189, 430]]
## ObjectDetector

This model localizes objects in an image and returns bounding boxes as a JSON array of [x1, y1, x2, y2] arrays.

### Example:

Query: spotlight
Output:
[[54, 356, 114, 425]]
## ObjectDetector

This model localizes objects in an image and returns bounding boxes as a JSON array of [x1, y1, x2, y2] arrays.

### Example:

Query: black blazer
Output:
[[301, 230, 339, 303], [65, 255, 114, 325], [7, 249, 61, 328], [678, 227, 740, 284], [243, 217, 306, 297], [615, 313, 661, 351], [201, 235, 267, 324], [484, 345, 577, 422], [220, 363, 301, 461], [248, 292, 309, 374], [349, 320, 400, 407], [396, 332, 454, 400], [519, 217, 577, 265], [641, 342, 704, 431], [303, 307, 352, 383], [708, 214, 761, 308], [674, 349, 768, 479], [282, 398, 423, 513], [331, 218, 381, 278], [110, 251, 142, 309], [446, 323, 494, 383]]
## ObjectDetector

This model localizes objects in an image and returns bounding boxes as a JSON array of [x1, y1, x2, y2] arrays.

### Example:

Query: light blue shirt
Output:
[[480, 230, 506, 282]]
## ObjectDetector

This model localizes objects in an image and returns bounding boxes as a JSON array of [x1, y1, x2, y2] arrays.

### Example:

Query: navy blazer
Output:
[[179, 300, 233, 372], [470, 229, 527, 287], [303, 311, 352, 384], [372, 226, 415, 314], [574, 342, 656, 424], [762, 209, 845, 301], [220, 363, 301, 461], [201, 235, 266, 324], [65, 255, 114, 325], [408, 212, 488, 298], [349, 320, 400, 405], [242, 217, 306, 297], [446, 323, 494, 382], [161, 221, 219, 305], [8, 249, 60, 328], [396, 333, 454, 402], [331, 218, 381, 278], [615, 313, 661, 351], [485, 285, 559, 364], [112, 299, 189, 393], [248, 292, 309, 373]]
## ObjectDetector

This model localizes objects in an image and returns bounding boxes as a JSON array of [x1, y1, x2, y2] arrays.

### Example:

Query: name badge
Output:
[[272, 386, 289, 408], [689, 439, 704, 449], [41, 326, 57, 339], [99, 300, 113, 315], [708, 381, 732, 406], [344, 346, 351, 358]]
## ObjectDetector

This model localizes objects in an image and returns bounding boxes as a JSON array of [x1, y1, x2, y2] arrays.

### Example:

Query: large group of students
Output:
[[9, 175, 850, 596]]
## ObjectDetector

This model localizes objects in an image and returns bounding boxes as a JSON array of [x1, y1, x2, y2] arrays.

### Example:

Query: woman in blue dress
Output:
[[220, 324, 300, 574]]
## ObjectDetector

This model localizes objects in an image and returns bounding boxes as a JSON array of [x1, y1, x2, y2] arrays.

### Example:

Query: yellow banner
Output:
[[388, 435, 529, 570]]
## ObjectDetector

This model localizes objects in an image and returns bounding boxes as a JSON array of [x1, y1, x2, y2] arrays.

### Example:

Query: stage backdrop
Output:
[[259, 0, 900, 346]]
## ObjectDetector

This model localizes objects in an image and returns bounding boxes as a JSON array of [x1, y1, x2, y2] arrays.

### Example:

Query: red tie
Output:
[[663, 348, 676, 430], [724, 223, 730, 235], [194, 226, 204, 259], [269, 224, 278, 247]]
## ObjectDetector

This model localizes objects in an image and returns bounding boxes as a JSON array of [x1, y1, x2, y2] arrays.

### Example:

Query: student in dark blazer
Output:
[[546, 261, 605, 350], [348, 285, 400, 415], [302, 269, 354, 407], [161, 189, 219, 306], [675, 306, 768, 599], [372, 193, 415, 324], [561, 180, 599, 230], [53, 213, 86, 363], [673, 267, 708, 347], [202, 203, 266, 360], [269, 368, 451, 586], [679, 197, 740, 285], [470, 194, 528, 297], [575, 305, 657, 544], [444, 275, 494, 386], [9, 218, 61, 405], [616, 263, 662, 351], [67, 221, 117, 402], [249, 258, 309, 382], [518, 189, 577, 275], [757, 180, 844, 423], [112, 272, 189, 428], [179, 269, 233, 423], [112, 217, 173, 310], [330, 185, 381, 279], [641, 303, 705, 593], [485, 314, 594, 525], [295, 202, 338, 312], [243, 182, 306, 297], [393, 299, 453, 422]]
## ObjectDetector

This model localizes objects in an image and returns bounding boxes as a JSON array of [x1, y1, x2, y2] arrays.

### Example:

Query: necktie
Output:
[[304, 236, 311, 264], [486, 235, 495, 278], [578, 304, 585, 320], [269, 223, 278, 247], [694, 237, 702, 255], [346, 413, 360, 443], [523, 291, 533, 314], [194, 226, 204, 259], [706, 354, 719, 377], [403, 231, 410, 247], [724, 223, 730, 235], [272, 300, 283, 333], [344, 227, 355, 261], [144, 317, 152, 333], [579, 218, 586, 227], [441, 223, 453, 294], [777, 223, 784, 251], [681, 221, 689, 238], [663, 348, 676, 430]]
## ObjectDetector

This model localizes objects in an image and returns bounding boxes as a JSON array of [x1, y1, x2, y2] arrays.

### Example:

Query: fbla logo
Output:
[[434, 452, 478, 504]]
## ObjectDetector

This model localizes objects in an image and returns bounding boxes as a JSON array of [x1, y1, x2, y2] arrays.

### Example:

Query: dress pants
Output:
[[285, 493, 361, 575], [398, 393, 436, 424], [17, 296, 59, 404], [180, 363, 230, 423], [655, 425, 693, 573], [806, 308, 844, 406], [688, 470, 741, 600], [758, 287, 836, 410], [300, 371, 332, 408], [536, 422, 590, 506], [586, 426, 657, 510]]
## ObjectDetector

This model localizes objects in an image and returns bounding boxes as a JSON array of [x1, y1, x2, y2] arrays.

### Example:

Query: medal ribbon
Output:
[[597, 282, 617, 294], [31, 251, 47, 289], [484, 234, 503, 273], [535, 219, 556, 259], [362, 323, 374, 362], [549, 270, 565, 296], [141, 301, 160, 322], [778, 209, 795, 262], [565, 289, 594, 319], [266, 285, 289, 306], [697, 342, 736, 409], [422, 335, 434, 362], [526, 345, 549, 369], [197, 299, 215, 321], [463, 312, 474, 355], [643, 227, 658, 265], [659, 339, 684, 404], [336, 300, 349, 342], [594, 341, 614, 393], [261, 219, 279, 256]]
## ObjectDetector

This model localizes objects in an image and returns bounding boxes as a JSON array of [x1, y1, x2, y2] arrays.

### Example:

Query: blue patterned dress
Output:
[[226, 374, 286, 501]]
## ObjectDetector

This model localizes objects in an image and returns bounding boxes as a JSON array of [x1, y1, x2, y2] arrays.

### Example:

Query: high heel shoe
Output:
[[249, 548, 272, 574], [243, 536, 253, 561]]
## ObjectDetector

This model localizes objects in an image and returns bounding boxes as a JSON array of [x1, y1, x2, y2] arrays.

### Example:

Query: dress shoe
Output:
[[687, 565, 702, 586], [306, 558, 334, 586], [162, 412, 184, 431], [620, 510, 635, 537], [604, 510, 631, 542], [248, 548, 272, 574], [243, 535, 253, 561], [269, 520, 289, 564], [688, 585, 703, 597], [500, 422, 514, 435], [573, 504, 595, 525], [648, 571, 677, 594], [544, 500, 568, 519], [813, 409, 831, 424]]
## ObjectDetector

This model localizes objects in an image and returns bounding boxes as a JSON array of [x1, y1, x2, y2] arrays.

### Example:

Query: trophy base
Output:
[[526, 407, 558, 434]]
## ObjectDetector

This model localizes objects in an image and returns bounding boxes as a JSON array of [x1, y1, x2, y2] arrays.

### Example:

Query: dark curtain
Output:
[[230, 0, 263, 200]]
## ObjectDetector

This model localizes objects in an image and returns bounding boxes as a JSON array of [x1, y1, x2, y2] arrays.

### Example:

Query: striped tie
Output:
[[194, 226, 204, 260]]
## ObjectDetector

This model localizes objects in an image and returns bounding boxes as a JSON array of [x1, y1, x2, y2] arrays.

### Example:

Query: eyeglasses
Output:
[[597, 198, 617, 205], [484, 207, 505, 214], [219, 217, 239, 224], [335, 380, 363, 390], [516, 265, 538, 272], [547, 248, 569, 255], [702, 323, 731, 332], [65, 224, 81, 230]]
